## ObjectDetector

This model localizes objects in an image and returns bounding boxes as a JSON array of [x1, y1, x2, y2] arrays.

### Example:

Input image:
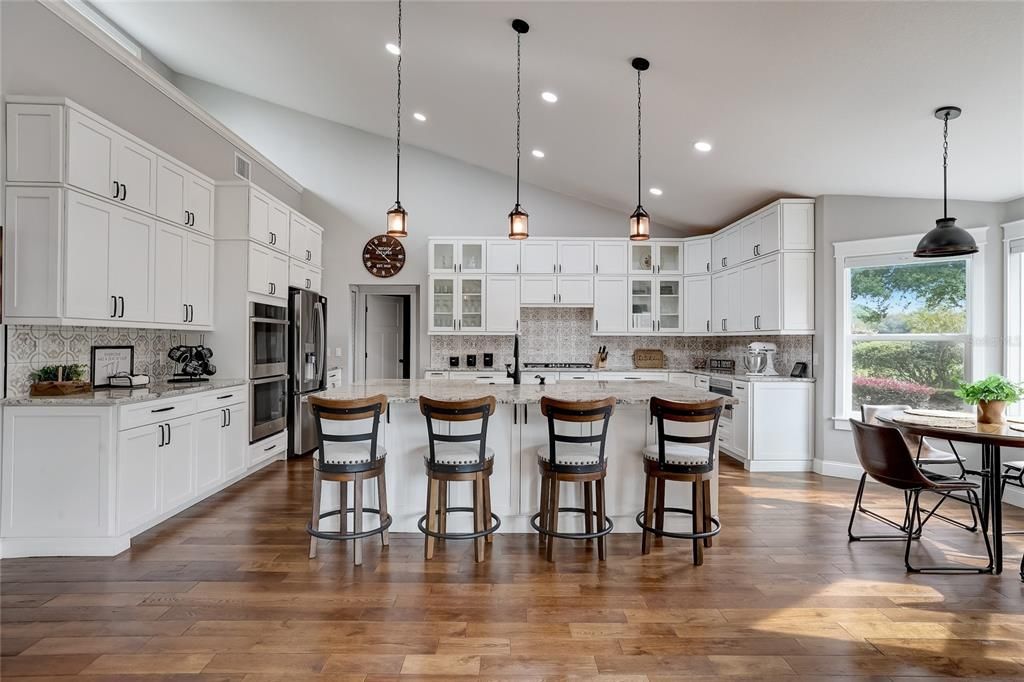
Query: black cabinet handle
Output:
[[226, 409, 231, 427], [706, 261, 710, 272], [111, 295, 117, 318], [118, 296, 125, 318], [120, 183, 127, 201], [113, 181, 121, 199], [217, 394, 234, 400], [165, 423, 171, 446], [151, 406, 175, 413], [264, 444, 276, 452], [305, 278, 311, 289], [706, 320, 710, 332], [183, 304, 188, 323], [221, 409, 226, 428]]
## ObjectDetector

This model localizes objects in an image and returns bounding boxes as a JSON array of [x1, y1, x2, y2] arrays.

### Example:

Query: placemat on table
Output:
[[1008, 415, 1024, 425], [893, 414, 976, 429], [1010, 423, 1024, 433], [905, 408, 976, 420]]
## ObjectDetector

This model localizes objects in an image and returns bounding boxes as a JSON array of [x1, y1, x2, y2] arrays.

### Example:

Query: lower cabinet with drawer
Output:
[[0, 383, 279, 558]]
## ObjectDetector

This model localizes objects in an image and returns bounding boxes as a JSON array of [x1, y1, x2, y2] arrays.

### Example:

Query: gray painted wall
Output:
[[1004, 196, 1024, 223], [175, 76, 685, 378]]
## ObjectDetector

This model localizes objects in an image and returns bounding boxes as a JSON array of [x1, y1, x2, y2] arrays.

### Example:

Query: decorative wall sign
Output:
[[90, 345, 135, 388]]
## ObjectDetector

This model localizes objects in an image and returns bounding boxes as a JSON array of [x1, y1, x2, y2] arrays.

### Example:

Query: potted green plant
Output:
[[29, 364, 91, 397], [954, 375, 1024, 424]]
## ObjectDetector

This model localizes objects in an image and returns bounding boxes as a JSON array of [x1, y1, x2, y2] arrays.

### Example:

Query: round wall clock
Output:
[[362, 235, 406, 278]]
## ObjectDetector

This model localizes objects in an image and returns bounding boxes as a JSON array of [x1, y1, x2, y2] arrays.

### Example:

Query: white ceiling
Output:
[[96, 0, 1023, 231]]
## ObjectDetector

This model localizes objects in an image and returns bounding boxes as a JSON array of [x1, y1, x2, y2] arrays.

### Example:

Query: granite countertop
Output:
[[431, 367, 815, 383], [310, 379, 737, 406], [1, 379, 248, 407]]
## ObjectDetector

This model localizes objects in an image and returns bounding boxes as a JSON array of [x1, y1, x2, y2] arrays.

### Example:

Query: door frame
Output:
[[350, 284, 419, 384]]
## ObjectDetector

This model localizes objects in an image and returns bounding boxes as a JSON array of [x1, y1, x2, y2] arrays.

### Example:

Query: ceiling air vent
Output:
[[234, 152, 252, 181]]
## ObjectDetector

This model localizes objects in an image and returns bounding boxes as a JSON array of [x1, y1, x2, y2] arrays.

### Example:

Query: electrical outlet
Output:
[[335, 347, 343, 357]]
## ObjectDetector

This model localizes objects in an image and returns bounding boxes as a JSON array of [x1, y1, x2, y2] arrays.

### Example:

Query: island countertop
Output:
[[309, 379, 736, 405], [0, 379, 248, 407]]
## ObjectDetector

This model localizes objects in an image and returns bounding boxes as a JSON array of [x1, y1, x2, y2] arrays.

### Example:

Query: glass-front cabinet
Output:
[[656, 277, 683, 332], [429, 240, 486, 274], [428, 276, 485, 333], [628, 240, 683, 275], [429, 276, 456, 331], [628, 276, 682, 333], [458, 277, 484, 331], [628, 277, 655, 333], [430, 242, 457, 273]]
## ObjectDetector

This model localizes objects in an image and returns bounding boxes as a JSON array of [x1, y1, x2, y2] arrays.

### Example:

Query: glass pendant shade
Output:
[[386, 202, 408, 238], [914, 217, 977, 257], [629, 205, 650, 241], [508, 205, 529, 240]]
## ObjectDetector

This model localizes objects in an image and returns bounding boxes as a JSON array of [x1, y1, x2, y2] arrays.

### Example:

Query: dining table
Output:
[[878, 411, 1024, 575]]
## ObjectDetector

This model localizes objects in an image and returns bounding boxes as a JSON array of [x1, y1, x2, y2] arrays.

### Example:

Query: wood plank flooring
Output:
[[3, 457, 1024, 680]]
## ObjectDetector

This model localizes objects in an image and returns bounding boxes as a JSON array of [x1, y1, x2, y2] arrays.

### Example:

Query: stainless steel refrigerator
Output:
[[288, 288, 327, 457]]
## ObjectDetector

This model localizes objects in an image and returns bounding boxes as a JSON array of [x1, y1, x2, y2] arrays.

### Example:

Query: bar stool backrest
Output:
[[850, 418, 933, 491], [419, 396, 497, 466], [539, 396, 616, 467], [308, 395, 388, 472], [649, 396, 723, 471]]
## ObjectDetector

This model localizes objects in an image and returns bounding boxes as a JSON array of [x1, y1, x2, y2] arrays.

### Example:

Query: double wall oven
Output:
[[249, 303, 288, 442]]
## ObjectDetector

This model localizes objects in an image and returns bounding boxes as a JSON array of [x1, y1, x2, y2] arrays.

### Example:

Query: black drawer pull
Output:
[[151, 406, 175, 413], [264, 444, 276, 452], [216, 394, 234, 400]]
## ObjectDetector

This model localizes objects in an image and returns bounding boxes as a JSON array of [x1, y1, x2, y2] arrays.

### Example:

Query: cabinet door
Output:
[[594, 241, 627, 275], [740, 262, 760, 333], [269, 252, 290, 299], [160, 419, 195, 511], [308, 227, 323, 267], [194, 409, 224, 494], [726, 268, 743, 333], [6, 103, 64, 182], [458, 241, 486, 273], [249, 190, 271, 244], [485, 275, 519, 332], [5, 187, 63, 319], [289, 215, 308, 261], [223, 404, 249, 478], [656, 242, 683, 275], [683, 275, 711, 333], [109, 209, 155, 323], [458, 277, 485, 332], [593, 276, 627, 334], [557, 276, 594, 305], [268, 201, 290, 253], [308, 268, 322, 293], [114, 137, 157, 214], [520, 275, 557, 305], [486, 240, 520, 274], [731, 382, 750, 458], [429, 276, 457, 331], [117, 424, 161, 534], [655, 277, 683, 332], [156, 158, 187, 226], [628, 277, 655, 332], [629, 242, 655, 274], [154, 223, 187, 324], [67, 109, 116, 200], [758, 255, 781, 331], [429, 241, 457, 273], [758, 205, 781, 256], [186, 234, 215, 326], [289, 261, 309, 290], [64, 191, 114, 320], [186, 176, 215, 236], [520, 240, 558, 274], [711, 272, 727, 333], [684, 238, 711, 275], [247, 242, 272, 296], [711, 232, 727, 273], [557, 241, 594, 274], [740, 218, 759, 263]]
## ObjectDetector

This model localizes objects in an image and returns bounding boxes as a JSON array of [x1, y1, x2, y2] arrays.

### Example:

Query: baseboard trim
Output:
[[0, 535, 130, 559], [814, 458, 865, 480]]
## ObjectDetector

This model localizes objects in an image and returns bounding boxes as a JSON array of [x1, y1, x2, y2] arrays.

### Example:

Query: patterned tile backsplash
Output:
[[429, 308, 812, 375], [6, 326, 205, 397]]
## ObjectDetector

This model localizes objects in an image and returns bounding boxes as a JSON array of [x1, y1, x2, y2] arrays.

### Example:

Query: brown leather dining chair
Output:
[[850, 418, 992, 573]]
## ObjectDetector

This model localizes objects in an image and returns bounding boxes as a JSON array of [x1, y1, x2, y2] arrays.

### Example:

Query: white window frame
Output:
[[1005, 219, 1024, 417], [833, 227, 988, 429]]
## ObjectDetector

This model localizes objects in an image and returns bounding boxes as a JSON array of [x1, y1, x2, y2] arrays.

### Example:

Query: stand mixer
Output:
[[743, 342, 778, 376]]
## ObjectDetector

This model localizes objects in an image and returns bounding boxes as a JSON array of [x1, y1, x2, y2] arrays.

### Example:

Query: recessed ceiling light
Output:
[[649, 187, 663, 196], [531, 149, 545, 158], [385, 43, 401, 55], [413, 112, 426, 122], [541, 91, 558, 103], [694, 141, 712, 152]]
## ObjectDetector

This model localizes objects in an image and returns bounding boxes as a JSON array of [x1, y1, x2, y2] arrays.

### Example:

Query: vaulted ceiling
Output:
[[96, 1, 1023, 231]]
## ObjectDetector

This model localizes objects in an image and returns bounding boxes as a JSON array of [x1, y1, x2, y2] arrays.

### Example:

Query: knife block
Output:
[[594, 354, 608, 370]]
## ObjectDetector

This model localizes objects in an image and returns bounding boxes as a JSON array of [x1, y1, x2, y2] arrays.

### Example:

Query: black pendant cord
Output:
[[394, 0, 402, 204], [515, 29, 522, 206], [942, 110, 949, 220], [636, 68, 642, 207]]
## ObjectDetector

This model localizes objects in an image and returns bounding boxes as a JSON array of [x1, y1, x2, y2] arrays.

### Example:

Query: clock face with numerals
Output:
[[362, 235, 406, 278]]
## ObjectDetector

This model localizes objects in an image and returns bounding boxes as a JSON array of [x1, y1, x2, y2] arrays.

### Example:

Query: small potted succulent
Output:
[[954, 375, 1024, 425], [29, 364, 91, 397]]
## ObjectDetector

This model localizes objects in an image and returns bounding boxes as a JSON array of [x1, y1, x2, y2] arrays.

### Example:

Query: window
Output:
[[1006, 220, 1024, 416], [833, 229, 987, 424]]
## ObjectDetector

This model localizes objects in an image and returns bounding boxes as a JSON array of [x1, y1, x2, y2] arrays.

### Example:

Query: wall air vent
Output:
[[234, 152, 252, 181]]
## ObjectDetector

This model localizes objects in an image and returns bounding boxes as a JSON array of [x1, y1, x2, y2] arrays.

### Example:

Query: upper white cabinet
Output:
[[485, 275, 519, 332], [712, 227, 741, 272], [519, 240, 594, 275], [66, 108, 157, 214], [429, 275, 485, 333], [6, 104, 64, 182], [248, 188, 290, 254], [247, 242, 289, 299], [155, 224, 213, 326], [629, 240, 683, 275], [627, 276, 682, 334], [594, 240, 628, 275], [557, 241, 595, 274], [156, 158, 214, 236], [289, 213, 324, 268], [520, 240, 558, 274], [683, 275, 712, 333], [593, 276, 628, 334], [289, 261, 322, 293], [429, 240, 486, 273], [486, 241, 521, 274], [520, 275, 594, 306], [684, 238, 711, 275]]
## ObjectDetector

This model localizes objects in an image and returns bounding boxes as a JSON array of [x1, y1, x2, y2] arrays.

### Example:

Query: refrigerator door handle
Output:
[[314, 298, 327, 388]]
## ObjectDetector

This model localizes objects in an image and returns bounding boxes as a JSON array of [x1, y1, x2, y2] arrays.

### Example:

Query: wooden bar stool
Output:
[[637, 397, 723, 566], [533, 396, 616, 562], [417, 396, 501, 563], [307, 395, 392, 566]]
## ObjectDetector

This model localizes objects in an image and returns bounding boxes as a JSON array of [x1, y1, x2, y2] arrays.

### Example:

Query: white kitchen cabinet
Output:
[[668, 373, 696, 387], [154, 223, 187, 324], [248, 242, 288, 299], [655, 277, 683, 332], [185, 233, 215, 325], [109, 210, 156, 323], [158, 159, 214, 237], [730, 382, 750, 459], [458, 277, 485, 331], [289, 261, 322, 293], [519, 240, 592, 275], [683, 275, 712, 334], [7, 103, 64, 182], [429, 276, 457, 331], [593, 276, 628, 334], [249, 188, 290, 253], [160, 418, 196, 511], [67, 108, 157, 213], [290, 213, 323, 267], [428, 239, 486, 273], [429, 276, 485, 333], [223, 404, 249, 478], [628, 276, 681, 333], [628, 277, 655, 332], [712, 226, 740, 272], [629, 240, 682, 275], [757, 205, 782, 256], [600, 371, 669, 381], [114, 136, 157, 214], [594, 240, 628, 275], [684, 237, 712, 275], [485, 275, 519, 332], [520, 240, 558, 274], [520, 275, 556, 305], [486, 240, 520, 274], [556, 276, 594, 305], [557, 241, 595, 274], [3, 187, 62, 319], [116, 424, 161, 534], [520, 275, 593, 306], [711, 269, 742, 333], [186, 175, 215, 236], [194, 409, 225, 495], [719, 380, 813, 472]]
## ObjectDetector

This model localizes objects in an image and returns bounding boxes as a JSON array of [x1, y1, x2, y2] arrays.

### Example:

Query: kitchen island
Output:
[[308, 379, 734, 534]]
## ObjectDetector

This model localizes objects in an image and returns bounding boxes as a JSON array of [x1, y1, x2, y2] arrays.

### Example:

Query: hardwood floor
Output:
[[3, 457, 1024, 680]]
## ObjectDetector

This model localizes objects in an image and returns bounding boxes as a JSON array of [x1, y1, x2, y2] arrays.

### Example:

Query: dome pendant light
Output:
[[385, 0, 408, 237], [914, 106, 977, 257], [507, 19, 530, 240], [629, 57, 651, 241]]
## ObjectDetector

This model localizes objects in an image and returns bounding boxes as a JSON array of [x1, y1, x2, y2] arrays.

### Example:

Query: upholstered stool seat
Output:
[[642, 442, 710, 467], [535, 443, 601, 467], [418, 442, 495, 466], [319, 442, 387, 467]]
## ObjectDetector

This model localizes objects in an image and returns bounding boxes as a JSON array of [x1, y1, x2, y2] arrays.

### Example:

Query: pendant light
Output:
[[629, 57, 651, 241], [385, 0, 408, 237], [914, 106, 977, 257], [507, 19, 530, 240]]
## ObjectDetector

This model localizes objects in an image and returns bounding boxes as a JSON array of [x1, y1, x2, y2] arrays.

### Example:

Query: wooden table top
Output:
[[877, 412, 1024, 448]]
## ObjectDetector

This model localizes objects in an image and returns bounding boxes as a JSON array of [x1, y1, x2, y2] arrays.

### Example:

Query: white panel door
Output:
[[683, 275, 711, 333], [67, 109, 115, 200], [740, 262, 760, 333], [486, 275, 519, 332], [758, 255, 781, 331], [223, 404, 249, 478], [186, 234, 215, 326], [64, 191, 113, 320], [194, 409, 224, 495], [268, 252, 290, 299], [655, 277, 683, 332], [6, 103, 64, 182], [114, 137, 157, 214], [109, 209, 155, 322], [308, 228, 323, 268], [366, 296, 404, 379], [594, 240, 627, 275], [739, 217, 759, 264], [628, 277, 655, 333], [289, 215, 309, 261], [248, 190, 271, 245], [486, 240, 520, 274], [186, 176, 215, 236], [4, 187, 62, 318], [247, 242, 272, 296], [711, 272, 728, 334], [758, 205, 782, 255], [684, 238, 711, 275], [289, 261, 310, 290], [520, 240, 558, 274], [593, 276, 628, 334], [154, 223, 186, 324], [520, 275, 557, 305], [557, 241, 594, 274], [156, 158, 187, 226], [556, 276, 593, 305], [267, 201, 290, 253], [116, 424, 161, 533], [160, 418, 195, 511], [726, 268, 743, 333], [429, 276, 457, 332]]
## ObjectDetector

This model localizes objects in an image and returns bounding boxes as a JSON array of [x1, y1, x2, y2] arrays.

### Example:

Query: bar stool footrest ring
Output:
[[636, 507, 721, 540], [307, 507, 393, 541], [417, 506, 501, 540], [530, 507, 614, 540]]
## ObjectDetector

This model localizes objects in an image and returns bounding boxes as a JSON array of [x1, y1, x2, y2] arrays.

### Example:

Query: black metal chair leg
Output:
[[905, 488, 993, 574], [848, 473, 920, 542]]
